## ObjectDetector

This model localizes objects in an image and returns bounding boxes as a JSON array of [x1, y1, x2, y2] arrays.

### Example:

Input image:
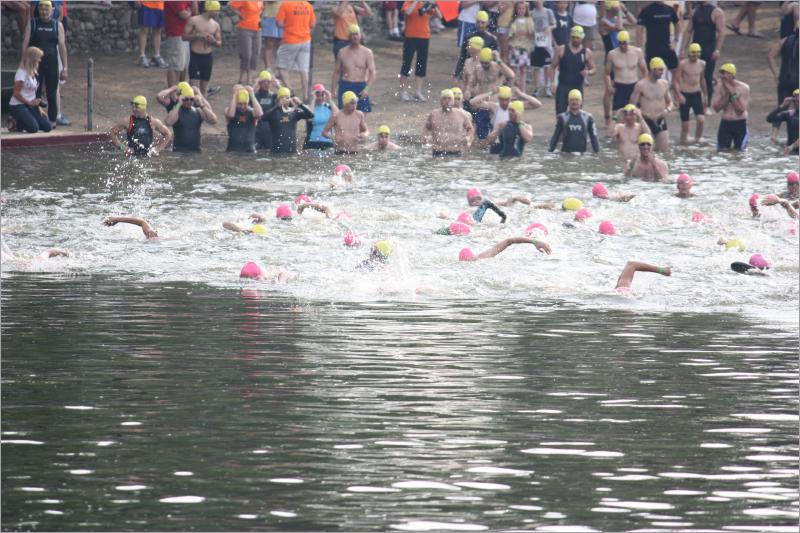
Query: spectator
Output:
[[162, 0, 192, 88], [384, 1, 402, 41], [495, 2, 514, 61], [21, 0, 68, 127], [766, 89, 799, 154], [331, 24, 375, 112], [183, 1, 222, 98], [230, 0, 264, 85], [322, 91, 368, 155], [8, 47, 51, 134], [399, 1, 441, 102], [530, 0, 556, 98], [304, 84, 336, 150], [276, 0, 316, 102], [4, 1, 32, 35], [711, 63, 751, 151], [261, 0, 283, 71], [552, 1, 573, 47], [637, 1, 679, 77], [263, 86, 313, 153], [572, 1, 598, 51], [224, 85, 264, 153], [508, 2, 535, 94], [254, 70, 280, 150], [165, 84, 218, 152], [767, 23, 799, 142], [457, 0, 481, 47], [136, 1, 167, 69], [727, 2, 763, 38], [332, 1, 372, 60], [683, 1, 725, 107], [780, 1, 799, 39], [454, 10, 498, 82], [550, 26, 596, 115], [109, 95, 172, 157]]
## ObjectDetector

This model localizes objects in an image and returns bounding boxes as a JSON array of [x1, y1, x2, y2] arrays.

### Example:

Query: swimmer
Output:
[[675, 173, 695, 198], [613, 104, 651, 162], [673, 43, 708, 145], [423, 89, 474, 157], [322, 90, 368, 155], [470, 85, 541, 146], [222, 221, 268, 234], [717, 237, 746, 252], [435, 221, 472, 235], [485, 100, 535, 158], [365, 124, 401, 151], [624, 133, 669, 181], [591, 183, 635, 203], [109, 95, 172, 157], [356, 240, 394, 271], [761, 194, 798, 219], [38, 248, 69, 259], [251, 205, 293, 222], [296, 200, 339, 219], [711, 63, 751, 151], [330, 164, 354, 188], [465, 188, 508, 223], [239, 260, 294, 283], [630, 57, 673, 152], [731, 254, 770, 275], [548, 89, 600, 153], [749, 194, 761, 218], [459, 236, 552, 261], [614, 261, 671, 292], [103, 216, 158, 239], [780, 171, 800, 200], [1, 245, 69, 265]]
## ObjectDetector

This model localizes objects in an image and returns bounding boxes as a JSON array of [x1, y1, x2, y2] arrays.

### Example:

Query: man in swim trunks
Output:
[[673, 43, 707, 145], [630, 56, 673, 151], [183, 1, 222, 98], [614, 260, 671, 293], [454, 11, 498, 81], [423, 89, 474, 156], [604, 30, 646, 135], [613, 103, 651, 161], [548, 89, 600, 153], [712, 63, 751, 151], [109, 95, 172, 157], [624, 133, 669, 181], [365, 124, 400, 151], [331, 24, 375, 113], [322, 90, 367, 154]]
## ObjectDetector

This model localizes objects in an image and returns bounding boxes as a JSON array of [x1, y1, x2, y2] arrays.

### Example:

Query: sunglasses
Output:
[[315, 91, 325, 95]]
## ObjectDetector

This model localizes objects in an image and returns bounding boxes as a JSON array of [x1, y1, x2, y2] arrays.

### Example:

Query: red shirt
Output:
[[164, 1, 192, 37], [402, 1, 431, 39]]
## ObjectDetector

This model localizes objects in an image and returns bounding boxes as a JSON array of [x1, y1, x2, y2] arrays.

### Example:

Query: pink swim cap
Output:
[[748, 253, 770, 269], [787, 171, 799, 184], [240, 260, 265, 279], [459, 247, 477, 261], [599, 220, 617, 235], [466, 187, 482, 200], [789, 220, 798, 236], [592, 183, 609, 198], [749, 194, 760, 207], [312, 83, 326, 92], [574, 207, 592, 221], [276, 204, 292, 219], [526, 222, 549, 236], [691, 211, 705, 223], [294, 194, 312, 206], [334, 164, 352, 176], [449, 221, 471, 235], [677, 173, 692, 184], [456, 212, 476, 225], [343, 231, 361, 247]]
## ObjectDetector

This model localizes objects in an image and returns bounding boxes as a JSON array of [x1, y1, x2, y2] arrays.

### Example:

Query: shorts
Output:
[[644, 116, 668, 136], [602, 32, 616, 54], [432, 150, 462, 157], [188, 51, 213, 81], [400, 37, 429, 78], [679, 91, 704, 121], [138, 6, 164, 28], [337, 80, 372, 113], [509, 47, 531, 68], [162, 37, 190, 71], [495, 26, 509, 35], [304, 140, 333, 150], [717, 119, 748, 151], [277, 41, 311, 72], [612, 82, 635, 111], [473, 108, 492, 139], [579, 24, 596, 41], [531, 47, 551, 68], [261, 16, 283, 39], [646, 49, 679, 70]]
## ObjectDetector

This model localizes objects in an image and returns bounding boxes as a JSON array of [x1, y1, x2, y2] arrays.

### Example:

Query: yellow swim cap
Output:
[[38, 0, 53, 9], [638, 133, 654, 145], [479, 47, 493, 62], [468, 36, 485, 50], [374, 240, 394, 258], [342, 91, 358, 105], [725, 238, 745, 252], [348, 24, 360, 34], [377, 124, 391, 135], [562, 198, 584, 211], [649, 57, 666, 70], [623, 103, 636, 112], [605, 0, 620, 9], [277, 86, 291, 98], [251, 224, 267, 236], [236, 89, 250, 104], [257, 70, 272, 81], [688, 43, 701, 55], [568, 89, 582, 101], [440, 89, 455, 99], [131, 95, 147, 109], [476, 10, 489, 22], [177, 80, 191, 94], [451, 87, 463, 97], [205, 0, 220, 11], [794, 88, 800, 96], [719, 63, 736, 76], [497, 85, 513, 99], [617, 30, 630, 43], [571, 25, 585, 38], [179, 84, 195, 98], [509, 100, 524, 114]]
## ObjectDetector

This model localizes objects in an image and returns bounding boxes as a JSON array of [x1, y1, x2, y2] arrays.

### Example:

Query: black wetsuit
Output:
[[264, 104, 314, 154], [254, 89, 277, 150], [778, 31, 799, 104], [454, 30, 499, 78], [226, 108, 256, 153], [766, 106, 799, 150], [127, 115, 154, 156], [548, 110, 600, 153], [555, 45, 587, 115], [472, 200, 507, 223], [29, 16, 60, 122], [690, 3, 718, 105], [490, 121, 526, 157], [172, 106, 203, 152]]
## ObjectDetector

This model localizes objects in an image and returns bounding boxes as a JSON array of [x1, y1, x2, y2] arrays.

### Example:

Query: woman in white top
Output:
[[457, 0, 480, 47], [572, 0, 598, 51], [9, 46, 52, 134]]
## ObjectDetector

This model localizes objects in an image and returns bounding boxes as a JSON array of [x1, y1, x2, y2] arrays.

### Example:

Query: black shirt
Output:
[[264, 104, 314, 153], [172, 106, 203, 152], [638, 2, 678, 57]]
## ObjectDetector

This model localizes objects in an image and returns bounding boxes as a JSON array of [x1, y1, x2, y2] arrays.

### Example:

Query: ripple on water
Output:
[[391, 481, 462, 491], [390, 521, 488, 531], [159, 496, 205, 504]]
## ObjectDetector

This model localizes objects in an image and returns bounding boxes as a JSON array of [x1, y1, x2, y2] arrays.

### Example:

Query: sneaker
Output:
[[544, 87, 553, 97], [414, 92, 428, 102], [56, 114, 71, 126], [206, 85, 222, 98], [137, 55, 150, 68], [7, 116, 17, 132], [399, 90, 412, 102], [532, 88, 540, 97], [152, 56, 168, 69]]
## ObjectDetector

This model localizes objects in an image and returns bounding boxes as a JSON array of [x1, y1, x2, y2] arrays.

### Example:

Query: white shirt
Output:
[[573, 2, 598, 28], [9, 68, 38, 106], [493, 105, 509, 128], [458, 3, 480, 23]]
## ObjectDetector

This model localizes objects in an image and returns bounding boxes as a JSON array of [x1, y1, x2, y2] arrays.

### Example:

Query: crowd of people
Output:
[[5, 1, 799, 289]]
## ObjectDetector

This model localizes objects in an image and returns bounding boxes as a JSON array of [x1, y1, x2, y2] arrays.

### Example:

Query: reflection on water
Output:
[[2, 277, 797, 531]]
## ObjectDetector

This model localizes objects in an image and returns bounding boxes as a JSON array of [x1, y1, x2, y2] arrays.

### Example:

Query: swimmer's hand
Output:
[[659, 266, 672, 277], [532, 240, 552, 254], [614, 194, 635, 203], [250, 212, 269, 223], [103, 217, 119, 226]]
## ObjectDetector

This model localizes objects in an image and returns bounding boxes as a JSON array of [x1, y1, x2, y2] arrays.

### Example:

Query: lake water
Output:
[[2, 139, 798, 531]]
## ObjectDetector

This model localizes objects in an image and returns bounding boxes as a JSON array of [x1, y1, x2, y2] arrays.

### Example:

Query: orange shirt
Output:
[[402, 1, 430, 39], [276, 1, 315, 44], [333, 3, 358, 41], [230, 0, 264, 31], [141, 1, 164, 10]]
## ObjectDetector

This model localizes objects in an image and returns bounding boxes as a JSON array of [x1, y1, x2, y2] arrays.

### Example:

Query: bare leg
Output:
[[167, 70, 180, 87], [746, 3, 758, 34], [680, 120, 690, 145], [138, 27, 149, 57], [655, 130, 669, 152], [299, 70, 309, 102], [498, 33, 510, 63], [615, 261, 671, 289], [603, 88, 612, 133], [415, 76, 424, 97], [695, 115, 704, 143], [152, 29, 162, 57]]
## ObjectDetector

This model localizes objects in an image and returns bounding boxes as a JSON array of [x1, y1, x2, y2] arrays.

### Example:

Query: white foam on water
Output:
[[159, 496, 205, 503]]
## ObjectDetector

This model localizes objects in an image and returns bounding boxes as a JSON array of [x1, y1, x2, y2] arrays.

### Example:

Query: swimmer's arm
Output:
[[103, 217, 158, 239], [150, 117, 173, 155], [584, 49, 596, 76], [514, 87, 542, 110], [656, 159, 670, 182], [588, 116, 600, 153], [495, 196, 531, 207], [624, 158, 635, 177], [297, 202, 333, 218], [468, 91, 493, 110], [476, 236, 550, 259], [223, 221, 253, 233], [710, 83, 727, 112], [763, 197, 799, 219], [485, 200, 507, 223], [518, 122, 534, 143], [250, 212, 269, 223], [165, 103, 181, 127], [321, 113, 336, 139], [548, 116, 563, 152], [37, 248, 69, 259], [462, 112, 474, 146], [157, 85, 179, 107], [251, 88, 264, 120], [699, 62, 708, 105], [549, 46, 563, 85], [195, 93, 218, 124], [422, 113, 434, 140], [497, 59, 515, 82], [637, 49, 647, 79], [629, 81, 643, 109], [108, 123, 129, 152], [612, 194, 636, 203], [638, 110, 651, 135], [615, 261, 671, 289], [331, 54, 342, 96], [486, 122, 503, 145], [358, 112, 368, 141]]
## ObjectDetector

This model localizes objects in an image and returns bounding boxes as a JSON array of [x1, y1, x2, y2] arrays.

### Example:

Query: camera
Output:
[[419, 1, 436, 14], [38, 101, 47, 108]]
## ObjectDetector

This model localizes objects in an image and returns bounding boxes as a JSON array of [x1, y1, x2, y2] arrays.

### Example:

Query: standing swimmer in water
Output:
[[624, 133, 669, 181], [356, 240, 395, 271], [614, 261, 672, 293], [459, 236, 552, 261], [548, 89, 600, 153], [103, 216, 158, 239], [109, 96, 172, 157]]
